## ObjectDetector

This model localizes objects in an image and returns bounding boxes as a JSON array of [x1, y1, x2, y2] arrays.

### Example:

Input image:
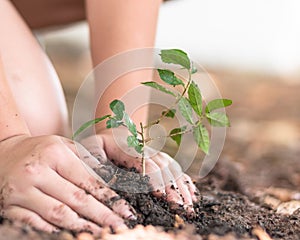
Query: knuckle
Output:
[[71, 190, 90, 208], [41, 142, 63, 157], [21, 161, 46, 183], [36, 137, 64, 158], [158, 152, 173, 163], [0, 182, 15, 209], [73, 189, 88, 201], [23, 161, 42, 176], [20, 215, 36, 226], [152, 152, 173, 168], [48, 204, 69, 223]]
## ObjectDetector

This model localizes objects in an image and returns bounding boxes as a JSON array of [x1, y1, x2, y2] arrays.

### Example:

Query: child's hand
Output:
[[82, 129, 200, 216], [0, 135, 136, 235]]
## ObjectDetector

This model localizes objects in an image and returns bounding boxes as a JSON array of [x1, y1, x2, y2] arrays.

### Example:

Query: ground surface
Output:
[[1, 36, 299, 239]]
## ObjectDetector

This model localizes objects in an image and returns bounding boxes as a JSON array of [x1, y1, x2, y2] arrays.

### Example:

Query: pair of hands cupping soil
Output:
[[0, 131, 199, 237]]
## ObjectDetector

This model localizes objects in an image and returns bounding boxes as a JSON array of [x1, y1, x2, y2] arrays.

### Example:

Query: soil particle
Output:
[[1, 162, 300, 239], [98, 163, 300, 239], [107, 166, 175, 229]]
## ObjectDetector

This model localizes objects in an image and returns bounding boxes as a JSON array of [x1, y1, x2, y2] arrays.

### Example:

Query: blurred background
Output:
[[38, 0, 300, 191]]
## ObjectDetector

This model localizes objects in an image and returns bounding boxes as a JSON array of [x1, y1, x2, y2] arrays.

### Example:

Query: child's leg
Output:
[[0, 0, 69, 136]]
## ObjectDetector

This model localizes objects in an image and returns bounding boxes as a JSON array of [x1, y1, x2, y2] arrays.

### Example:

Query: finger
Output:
[[82, 136, 168, 197], [152, 151, 182, 180], [12, 187, 102, 235], [81, 135, 171, 199], [154, 153, 197, 212], [175, 177, 194, 215], [181, 174, 201, 203], [61, 137, 111, 184], [36, 167, 135, 226], [80, 136, 108, 164], [118, 149, 183, 204], [2, 205, 57, 233], [161, 169, 184, 208], [61, 137, 107, 168], [51, 147, 136, 222], [148, 153, 184, 207], [72, 143, 113, 181]]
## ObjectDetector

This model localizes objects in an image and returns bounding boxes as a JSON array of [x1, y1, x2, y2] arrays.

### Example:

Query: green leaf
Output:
[[193, 125, 210, 154], [188, 81, 202, 116], [124, 112, 137, 137], [206, 112, 230, 127], [205, 99, 232, 113], [127, 136, 143, 154], [160, 49, 191, 69], [162, 109, 176, 118], [134, 144, 144, 154], [106, 118, 122, 128], [178, 97, 194, 124], [157, 69, 184, 86], [170, 126, 187, 146], [127, 135, 140, 147], [72, 115, 111, 139], [141, 81, 176, 97], [110, 100, 125, 120]]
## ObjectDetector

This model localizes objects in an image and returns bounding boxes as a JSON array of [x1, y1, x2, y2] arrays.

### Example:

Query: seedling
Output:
[[73, 49, 232, 176]]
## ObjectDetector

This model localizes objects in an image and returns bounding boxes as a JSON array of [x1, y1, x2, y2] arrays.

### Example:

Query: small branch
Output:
[[143, 128, 193, 143], [168, 128, 193, 138], [181, 70, 192, 97], [144, 68, 192, 129], [140, 122, 146, 177]]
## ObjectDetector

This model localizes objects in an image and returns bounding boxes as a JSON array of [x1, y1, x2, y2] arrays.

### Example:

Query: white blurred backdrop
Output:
[[41, 0, 300, 78]]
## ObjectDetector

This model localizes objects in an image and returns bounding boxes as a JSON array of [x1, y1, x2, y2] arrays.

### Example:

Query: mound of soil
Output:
[[103, 164, 300, 240]]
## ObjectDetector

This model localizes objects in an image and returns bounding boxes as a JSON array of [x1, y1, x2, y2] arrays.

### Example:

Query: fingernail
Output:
[[125, 207, 137, 220], [52, 227, 61, 233], [126, 214, 137, 221], [185, 205, 195, 218]]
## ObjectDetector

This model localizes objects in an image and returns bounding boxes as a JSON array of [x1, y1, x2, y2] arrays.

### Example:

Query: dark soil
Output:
[[1, 159, 299, 240], [97, 162, 300, 240]]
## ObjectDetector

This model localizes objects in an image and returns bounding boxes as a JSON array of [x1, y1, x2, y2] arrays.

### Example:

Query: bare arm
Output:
[[0, 58, 29, 141], [86, 0, 161, 126], [87, 0, 160, 64]]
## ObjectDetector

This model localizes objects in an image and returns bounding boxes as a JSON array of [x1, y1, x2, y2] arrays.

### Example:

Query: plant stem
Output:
[[181, 69, 192, 96], [144, 128, 193, 143], [140, 122, 146, 176], [144, 69, 192, 129]]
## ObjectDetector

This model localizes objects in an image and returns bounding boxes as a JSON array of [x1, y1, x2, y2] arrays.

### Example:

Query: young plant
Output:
[[73, 49, 232, 176]]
